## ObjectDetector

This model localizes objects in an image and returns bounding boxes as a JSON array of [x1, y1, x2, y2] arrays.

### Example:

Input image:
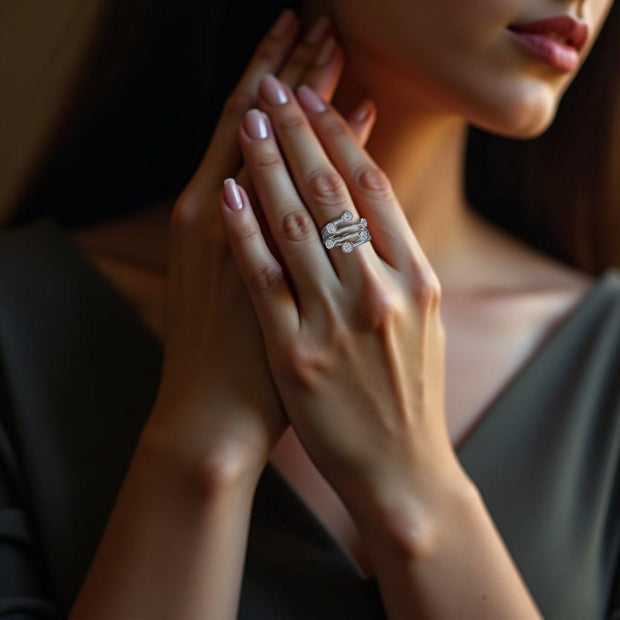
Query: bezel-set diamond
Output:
[[321, 210, 372, 253]]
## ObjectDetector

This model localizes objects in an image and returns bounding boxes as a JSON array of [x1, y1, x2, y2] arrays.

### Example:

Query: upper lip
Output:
[[507, 15, 589, 52]]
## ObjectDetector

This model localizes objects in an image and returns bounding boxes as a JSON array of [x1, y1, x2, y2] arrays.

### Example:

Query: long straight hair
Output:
[[11, 0, 620, 276]]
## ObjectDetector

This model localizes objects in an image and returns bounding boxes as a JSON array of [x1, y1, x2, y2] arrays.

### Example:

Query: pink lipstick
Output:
[[506, 15, 589, 73]]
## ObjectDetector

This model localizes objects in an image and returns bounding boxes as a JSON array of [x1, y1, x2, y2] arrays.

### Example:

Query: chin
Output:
[[464, 82, 560, 140], [417, 51, 572, 140], [347, 36, 569, 142]]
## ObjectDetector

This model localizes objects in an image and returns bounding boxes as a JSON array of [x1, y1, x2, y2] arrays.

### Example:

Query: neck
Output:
[[301, 7, 491, 289], [339, 62, 483, 283]]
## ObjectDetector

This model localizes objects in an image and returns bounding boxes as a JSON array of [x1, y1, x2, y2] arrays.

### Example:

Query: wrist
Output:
[[345, 460, 479, 560], [137, 417, 265, 498]]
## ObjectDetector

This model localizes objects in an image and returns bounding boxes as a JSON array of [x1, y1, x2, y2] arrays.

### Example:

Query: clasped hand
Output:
[[219, 73, 467, 520], [154, 10, 468, 525]]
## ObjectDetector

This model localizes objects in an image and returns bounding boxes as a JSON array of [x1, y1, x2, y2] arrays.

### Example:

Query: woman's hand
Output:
[[219, 75, 470, 519], [146, 11, 377, 486]]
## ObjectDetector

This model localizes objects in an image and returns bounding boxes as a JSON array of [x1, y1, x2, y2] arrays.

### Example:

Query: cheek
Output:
[[332, 0, 519, 52], [332, 0, 578, 137], [331, 0, 527, 99], [332, 0, 615, 138]]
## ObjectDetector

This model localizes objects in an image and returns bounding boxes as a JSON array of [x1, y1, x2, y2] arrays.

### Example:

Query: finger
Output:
[[238, 108, 341, 306], [219, 178, 298, 346], [296, 83, 423, 273], [297, 36, 344, 101], [207, 18, 341, 241], [180, 9, 300, 215], [256, 74, 377, 285], [347, 99, 377, 145], [235, 31, 343, 215], [235, 33, 345, 259], [277, 16, 334, 86], [235, 95, 375, 227], [233, 79, 374, 275]]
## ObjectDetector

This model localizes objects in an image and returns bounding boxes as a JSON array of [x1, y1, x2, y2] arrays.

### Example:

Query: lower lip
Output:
[[506, 28, 579, 73]]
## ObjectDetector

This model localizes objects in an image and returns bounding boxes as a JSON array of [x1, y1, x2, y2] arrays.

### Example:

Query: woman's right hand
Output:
[[143, 10, 377, 488]]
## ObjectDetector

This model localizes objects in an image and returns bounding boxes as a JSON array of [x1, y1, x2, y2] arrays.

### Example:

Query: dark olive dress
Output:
[[0, 216, 619, 619]]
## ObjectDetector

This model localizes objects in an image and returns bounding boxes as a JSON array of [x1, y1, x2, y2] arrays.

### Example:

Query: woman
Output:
[[0, 0, 618, 618]]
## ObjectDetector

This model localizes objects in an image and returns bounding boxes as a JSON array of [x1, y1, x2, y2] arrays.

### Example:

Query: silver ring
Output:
[[321, 210, 372, 253]]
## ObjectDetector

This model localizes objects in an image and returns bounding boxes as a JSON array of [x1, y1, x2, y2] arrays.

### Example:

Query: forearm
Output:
[[69, 422, 259, 620], [348, 465, 543, 620]]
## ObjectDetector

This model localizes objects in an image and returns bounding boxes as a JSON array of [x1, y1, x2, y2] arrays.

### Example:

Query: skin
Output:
[[69, 14, 379, 620], [212, 2, 616, 616], [63, 2, 616, 618], [300, 0, 615, 288]]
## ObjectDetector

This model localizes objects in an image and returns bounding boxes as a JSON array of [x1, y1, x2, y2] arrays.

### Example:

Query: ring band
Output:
[[321, 210, 372, 253]]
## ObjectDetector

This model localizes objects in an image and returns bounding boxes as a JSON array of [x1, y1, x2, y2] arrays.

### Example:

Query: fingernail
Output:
[[350, 99, 374, 124], [244, 109, 269, 140], [297, 85, 327, 114], [313, 37, 337, 67], [270, 9, 296, 38], [223, 178, 243, 211], [260, 74, 288, 106], [305, 15, 331, 45]]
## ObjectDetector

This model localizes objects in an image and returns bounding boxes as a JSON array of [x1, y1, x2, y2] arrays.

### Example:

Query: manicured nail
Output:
[[270, 9, 296, 38], [260, 74, 288, 106], [313, 37, 337, 67], [223, 178, 243, 211], [244, 109, 269, 140], [297, 85, 326, 114], [305, 15, 331, 45], [350, 99, 374, 124]]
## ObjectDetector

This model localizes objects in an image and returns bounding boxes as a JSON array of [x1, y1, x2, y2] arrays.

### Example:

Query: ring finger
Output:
[[238, 109, 340, 307], [255, 74, 378, 284]]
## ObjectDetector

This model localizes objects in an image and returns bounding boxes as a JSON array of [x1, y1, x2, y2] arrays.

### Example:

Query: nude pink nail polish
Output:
[[350, 99, 374, 123], [297, 85, 327, 113], [223, 178, 243, 210], [244, 109, 269, 140], [260, 74, 288, 106]]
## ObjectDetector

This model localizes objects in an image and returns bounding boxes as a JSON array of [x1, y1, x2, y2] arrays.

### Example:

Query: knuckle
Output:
[[368, 296, 405, 331], [323, 120, 348, 139], [413, 271, 442, 307], [231, 221, 260, 242], [278, 114, 308, 133], [359, 276, 405, 330], [284, 342, 328, 387], [308, 169, 349, 207], [356, 165, 393, 198], [254, 153, 282, 170], [281, 210, 315, 242], [223, 91, 255, 118], [248, 263, 285, 293]]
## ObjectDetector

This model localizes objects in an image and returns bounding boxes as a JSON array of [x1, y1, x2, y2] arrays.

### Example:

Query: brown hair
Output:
[[11, 0, 620, 278]]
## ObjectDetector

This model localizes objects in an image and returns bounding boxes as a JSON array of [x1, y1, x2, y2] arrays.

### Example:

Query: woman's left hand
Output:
[[218, 74, 472, 531]]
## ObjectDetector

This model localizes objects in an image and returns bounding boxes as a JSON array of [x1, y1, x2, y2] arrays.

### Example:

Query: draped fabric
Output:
[[0, 216, 619, 619]]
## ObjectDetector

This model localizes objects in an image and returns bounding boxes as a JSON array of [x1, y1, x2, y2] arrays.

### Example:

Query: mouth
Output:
[[507, 14, 589, 53]]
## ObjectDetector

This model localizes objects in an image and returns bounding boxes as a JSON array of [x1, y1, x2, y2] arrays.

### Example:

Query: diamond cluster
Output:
[[321, 210, 372, 253]]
